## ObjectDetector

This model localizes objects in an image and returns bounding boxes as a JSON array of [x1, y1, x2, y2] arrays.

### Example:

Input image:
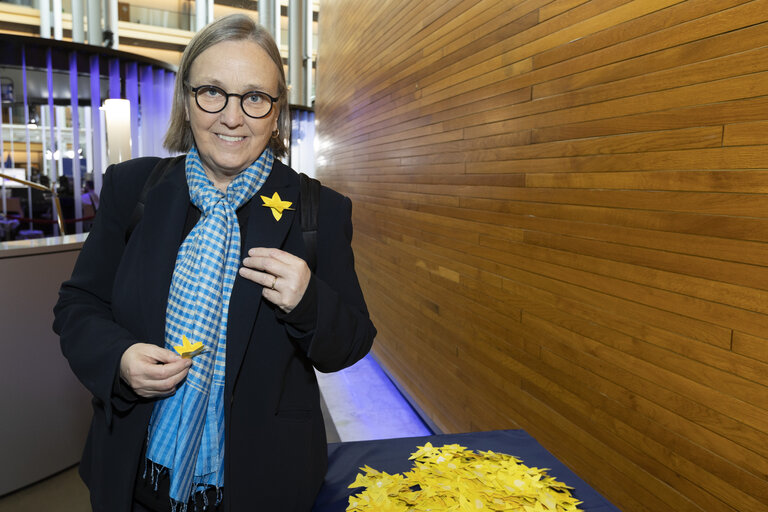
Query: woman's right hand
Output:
[[119, 343, 192, 398]]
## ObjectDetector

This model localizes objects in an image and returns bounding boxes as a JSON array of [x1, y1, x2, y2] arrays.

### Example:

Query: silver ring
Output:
[[270, 275, 277, 290]]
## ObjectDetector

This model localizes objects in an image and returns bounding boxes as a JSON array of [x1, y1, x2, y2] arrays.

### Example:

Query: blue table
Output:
[[313, 429, 620, 511]]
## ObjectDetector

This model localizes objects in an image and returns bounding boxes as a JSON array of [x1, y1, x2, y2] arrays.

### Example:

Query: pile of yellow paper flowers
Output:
[[346, 442, 584, 511]]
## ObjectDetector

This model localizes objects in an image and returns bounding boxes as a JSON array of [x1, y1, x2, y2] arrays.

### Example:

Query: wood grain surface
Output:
[[315, 1, 768, 510]]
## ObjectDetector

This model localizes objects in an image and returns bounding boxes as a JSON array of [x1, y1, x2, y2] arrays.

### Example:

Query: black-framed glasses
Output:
[[186, 83, 279, 119]]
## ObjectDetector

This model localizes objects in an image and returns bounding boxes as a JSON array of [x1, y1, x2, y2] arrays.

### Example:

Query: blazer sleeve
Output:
[[53, 161, 150, 426], [285, 188, 376, 373]]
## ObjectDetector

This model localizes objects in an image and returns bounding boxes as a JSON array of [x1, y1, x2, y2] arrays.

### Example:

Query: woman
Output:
[[53, 14, 376, 512]]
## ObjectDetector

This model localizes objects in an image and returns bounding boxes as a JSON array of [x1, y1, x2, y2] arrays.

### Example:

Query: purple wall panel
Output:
[[125, 61, 139, 158], [90, 55, 102, 193], [109, 58, 121, 99]]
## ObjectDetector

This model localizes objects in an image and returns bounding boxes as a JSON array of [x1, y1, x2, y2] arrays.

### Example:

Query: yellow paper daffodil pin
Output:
[[261, 192, 294, 221], [174, 334, 205, 359]]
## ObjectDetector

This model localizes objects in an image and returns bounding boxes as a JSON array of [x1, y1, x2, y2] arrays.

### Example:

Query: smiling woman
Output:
[[53, 13, 376, 512], [184, 39, 280, 190]]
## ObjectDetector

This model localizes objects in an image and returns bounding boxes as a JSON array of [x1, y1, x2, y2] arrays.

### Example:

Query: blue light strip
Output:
[[317, 354, 432, 442]]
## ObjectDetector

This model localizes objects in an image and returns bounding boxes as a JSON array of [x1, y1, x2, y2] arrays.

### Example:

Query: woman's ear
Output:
[[271, 104, 280, 133]]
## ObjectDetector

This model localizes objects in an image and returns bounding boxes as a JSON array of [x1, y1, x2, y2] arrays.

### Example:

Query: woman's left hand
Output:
[[239, 247, 311, 313]]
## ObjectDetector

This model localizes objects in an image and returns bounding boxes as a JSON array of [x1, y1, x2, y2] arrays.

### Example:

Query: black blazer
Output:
[[53, 156, 376, 512]]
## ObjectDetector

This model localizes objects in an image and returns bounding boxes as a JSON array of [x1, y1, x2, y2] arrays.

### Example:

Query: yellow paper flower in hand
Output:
[[174, 334, 205, 358]]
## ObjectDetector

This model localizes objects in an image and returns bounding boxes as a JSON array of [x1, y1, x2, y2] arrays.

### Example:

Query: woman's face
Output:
[[186, 39, 280, 190]]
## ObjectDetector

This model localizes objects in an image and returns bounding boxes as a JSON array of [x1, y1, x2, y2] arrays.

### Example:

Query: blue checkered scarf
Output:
[[145, 146, 273, 509]]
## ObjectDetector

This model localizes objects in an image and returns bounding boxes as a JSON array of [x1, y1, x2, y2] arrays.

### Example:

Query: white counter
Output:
[[0, 233, 89, 258], [0, 234, 92, 496]]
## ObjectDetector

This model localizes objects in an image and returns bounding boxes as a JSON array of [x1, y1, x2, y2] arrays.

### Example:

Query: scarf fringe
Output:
[[144, 459, 224, 511]]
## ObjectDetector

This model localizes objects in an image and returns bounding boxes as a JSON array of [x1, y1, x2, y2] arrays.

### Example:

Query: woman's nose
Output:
[[219, 98, 244, 126]]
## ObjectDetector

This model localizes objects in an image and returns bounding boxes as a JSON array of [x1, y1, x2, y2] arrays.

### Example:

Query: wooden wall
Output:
[[314, 1, 768, 511]]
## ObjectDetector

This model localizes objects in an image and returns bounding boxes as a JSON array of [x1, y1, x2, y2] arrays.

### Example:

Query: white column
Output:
[[288, 0, 303, 106], [103, 0, 118, 47], [302, 0, 312, 106], [71, 0, 85, 43], [52, 0, 63, 40], [38, 0, 51, 39], [195, 0, 206, 31], [275, 0, 281, 49], [87, 0, 102, 45], [192, 0, 212, 30], [258, 0, 279, 42], [55, 106, 65, 178], [110, 0, 119, 47]]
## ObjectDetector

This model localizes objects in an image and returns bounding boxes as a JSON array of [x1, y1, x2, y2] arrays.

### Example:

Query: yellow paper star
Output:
[[174, 334, 205, 358], [260, 191, 294, 221], [346, 444, 583, 512]]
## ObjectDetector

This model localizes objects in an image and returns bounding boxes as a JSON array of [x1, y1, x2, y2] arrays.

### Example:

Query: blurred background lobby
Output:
[[1, 1, 767, 511]]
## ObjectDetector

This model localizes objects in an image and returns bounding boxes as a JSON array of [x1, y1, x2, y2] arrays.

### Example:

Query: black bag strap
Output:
[[299, 172, 321, 272], [125, 155, 184, 242]]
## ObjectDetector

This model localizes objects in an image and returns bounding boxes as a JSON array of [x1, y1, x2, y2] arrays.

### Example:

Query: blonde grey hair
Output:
[[163, 14, 289, 158]]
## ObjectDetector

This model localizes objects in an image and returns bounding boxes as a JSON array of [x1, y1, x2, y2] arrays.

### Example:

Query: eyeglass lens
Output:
[[195, 85, 273, 118]]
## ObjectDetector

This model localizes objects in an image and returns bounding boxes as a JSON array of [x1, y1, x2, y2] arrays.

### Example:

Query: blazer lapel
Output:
[[137, 159, 189, 346], [226, 161, 299, 389]]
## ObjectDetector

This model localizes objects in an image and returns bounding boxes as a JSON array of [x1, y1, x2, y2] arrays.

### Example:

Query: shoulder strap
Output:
[[299, 172, 321, 272], [125, 155, 185, 243]]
